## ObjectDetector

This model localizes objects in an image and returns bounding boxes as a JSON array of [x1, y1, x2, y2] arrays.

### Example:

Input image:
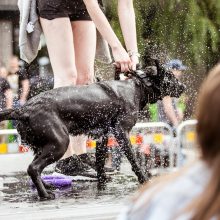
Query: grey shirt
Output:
[[157, 98, 179, 126]]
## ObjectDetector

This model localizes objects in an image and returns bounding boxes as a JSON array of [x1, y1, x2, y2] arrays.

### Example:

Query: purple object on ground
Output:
[[30, 175, 72, 188]]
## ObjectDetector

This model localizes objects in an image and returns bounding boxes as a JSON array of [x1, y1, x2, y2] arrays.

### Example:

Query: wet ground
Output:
[[0, 153, 138, 220]]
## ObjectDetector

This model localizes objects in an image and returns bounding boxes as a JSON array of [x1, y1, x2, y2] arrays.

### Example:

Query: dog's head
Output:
[[129, 60, 186, 103]]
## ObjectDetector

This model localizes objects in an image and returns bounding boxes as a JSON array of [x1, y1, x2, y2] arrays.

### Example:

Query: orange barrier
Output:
[[86, 139, 96, 149], [136, 133, 143, 145], [19, 145, 29, 153], [0, 143, 7, 154], [107, 136, 118, 148]]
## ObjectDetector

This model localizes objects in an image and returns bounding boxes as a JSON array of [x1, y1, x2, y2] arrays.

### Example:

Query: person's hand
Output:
[[130, 54, 139, 71], [112, 45, 131, 73]]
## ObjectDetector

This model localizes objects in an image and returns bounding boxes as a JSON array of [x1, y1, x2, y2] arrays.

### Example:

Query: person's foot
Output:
[[54, 155, 97, 181], [79, 153, 119, 174], [78, 153, 96, 170]]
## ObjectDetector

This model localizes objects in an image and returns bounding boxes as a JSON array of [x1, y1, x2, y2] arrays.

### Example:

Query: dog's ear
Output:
[[144, 66, 157, 76], [136, 64, 142, 70], [154, 59, 167, 77]]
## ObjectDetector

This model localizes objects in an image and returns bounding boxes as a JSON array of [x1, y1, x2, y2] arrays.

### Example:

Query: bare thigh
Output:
[[66, 21, 96, 155], [71, 21, 97, 85], [40, 17, 77, 88]]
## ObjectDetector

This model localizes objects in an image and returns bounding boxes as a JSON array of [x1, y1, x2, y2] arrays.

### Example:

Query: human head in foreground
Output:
[[118, 64, 220, 220]]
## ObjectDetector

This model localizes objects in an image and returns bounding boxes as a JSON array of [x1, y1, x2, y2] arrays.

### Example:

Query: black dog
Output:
[[0, 60, 185, 200]]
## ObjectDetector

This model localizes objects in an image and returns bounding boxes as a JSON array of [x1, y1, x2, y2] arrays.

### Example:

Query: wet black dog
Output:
[[0, 60, 185, 200]]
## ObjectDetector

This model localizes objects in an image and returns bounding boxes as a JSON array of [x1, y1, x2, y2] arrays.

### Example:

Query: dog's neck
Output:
[[133, 78, 154, 111]]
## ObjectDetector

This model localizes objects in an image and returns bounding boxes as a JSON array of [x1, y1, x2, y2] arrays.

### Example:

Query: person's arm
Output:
[[83, 0, 131, 72], [118, 0, 139, 70], [5, 89, 13, 109], [162, 96, 179, 127], [19, 79, 30, 105]]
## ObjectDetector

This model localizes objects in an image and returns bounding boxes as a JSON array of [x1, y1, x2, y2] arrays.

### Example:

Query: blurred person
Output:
[[25, 0, 140, 179], [7, 56, 30, 107], [118, 64, 220, 220], [26, 58, 53, 100], [0, 66, 9, 79], [158, 59, 187, 130], [0, 68, 13, 143]]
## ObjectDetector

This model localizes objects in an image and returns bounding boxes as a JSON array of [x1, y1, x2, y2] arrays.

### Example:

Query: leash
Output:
[[114, 65, 157, 87]]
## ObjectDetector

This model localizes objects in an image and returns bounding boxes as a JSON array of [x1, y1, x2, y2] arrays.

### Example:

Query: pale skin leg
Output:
[[40, 17, 96, 158], [70, 21, 96, 155], [40, 18, 77, 87]]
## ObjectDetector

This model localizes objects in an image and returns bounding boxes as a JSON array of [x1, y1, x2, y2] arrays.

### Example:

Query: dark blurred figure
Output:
[[0, 66, 13, 142], [157, 59, 186, 130], [25, 58, 53, 99]]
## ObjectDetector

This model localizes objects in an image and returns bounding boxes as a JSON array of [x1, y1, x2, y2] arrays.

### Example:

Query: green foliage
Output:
[[106, 0, 220, 67], [149, 104, 158, 122]]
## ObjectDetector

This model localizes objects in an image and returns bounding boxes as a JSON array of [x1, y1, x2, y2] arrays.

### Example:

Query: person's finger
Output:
[[131, 62, 137, 71], [120, 62, 126, 72], [113, 62, 120, 69], [113, 62, 120, 68], [124, 63, 130, 73], [120, 61, 130, 73], [129, 62, 134, 71]]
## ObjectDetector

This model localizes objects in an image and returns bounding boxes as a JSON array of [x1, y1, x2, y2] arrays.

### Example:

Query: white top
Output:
[[118, 161, 213, 220]]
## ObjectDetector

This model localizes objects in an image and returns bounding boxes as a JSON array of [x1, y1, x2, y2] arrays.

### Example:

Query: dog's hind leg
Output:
[[28, 137, 69, 200], [96, 135, 108, 188], [31, 154, 56, 191], [113, 128, 147, 184]]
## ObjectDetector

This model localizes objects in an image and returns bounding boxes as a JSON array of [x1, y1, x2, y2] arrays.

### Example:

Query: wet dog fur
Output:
[[0, 60, 185, 200]]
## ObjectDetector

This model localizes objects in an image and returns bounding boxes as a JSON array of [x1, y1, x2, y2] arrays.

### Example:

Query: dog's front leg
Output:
[[96, 136, 108, 188], [114, 128, 148, 184]]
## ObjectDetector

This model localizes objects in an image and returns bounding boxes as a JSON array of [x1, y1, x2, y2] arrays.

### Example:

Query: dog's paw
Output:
[[97, 174, 112, 190], [138, 175, 148, 184], [97, 181, 106, 190], [97, 174, 108, 184], [40, 191, 55, 201], [105, 175, 112, 182]]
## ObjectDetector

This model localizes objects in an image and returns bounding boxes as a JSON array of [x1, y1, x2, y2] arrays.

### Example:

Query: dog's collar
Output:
[[114, 66, 158, 89], [129, 67, 157, 88]]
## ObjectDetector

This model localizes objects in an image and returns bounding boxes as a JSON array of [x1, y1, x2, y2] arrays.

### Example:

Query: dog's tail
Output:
[[0, 109, 21, 122]]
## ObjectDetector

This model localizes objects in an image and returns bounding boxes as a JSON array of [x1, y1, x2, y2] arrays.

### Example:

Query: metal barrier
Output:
[[0, 120, 198, 172], [176, 120, 198, 167], [0, 129, 24, 154], [131, 122, 176, 173]]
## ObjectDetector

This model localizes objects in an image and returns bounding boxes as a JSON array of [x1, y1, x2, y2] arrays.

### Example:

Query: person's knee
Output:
[[76, 68, 94, 85], [54, 67, 77, 87]]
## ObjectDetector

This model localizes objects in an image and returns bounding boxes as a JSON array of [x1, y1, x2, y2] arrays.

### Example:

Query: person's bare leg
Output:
[[71, 20, 96, 155], [40, 18, 77, 87], [40, 17, 76, 158]]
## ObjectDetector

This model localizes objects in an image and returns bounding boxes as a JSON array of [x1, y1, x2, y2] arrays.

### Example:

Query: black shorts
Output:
[[37, 0, 91, 21]]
